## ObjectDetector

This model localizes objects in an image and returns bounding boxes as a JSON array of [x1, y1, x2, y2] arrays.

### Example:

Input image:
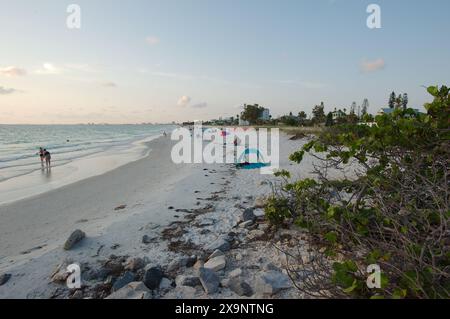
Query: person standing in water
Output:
[[37, 147, 45, 166], [43, 149, 51, 168]]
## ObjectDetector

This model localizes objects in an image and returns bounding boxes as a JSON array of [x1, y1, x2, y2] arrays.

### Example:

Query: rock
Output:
[[102, 259, 124, 277], [0, 273, 11, 286], [114, 204, 127, 211], [142, 234, 157, 244], [143, 267, 164, 290], [255, 271, 292, 296], [167, 259, 183, 273], [228, 268, 242, 278], [70, 290, 83, 299], [239, 220, 254, 228], [112, 271, 135, 292], [162, 286, 197, 299], [229, 276, 253, 297], [204, 255, 226, 272], [198, 267, 220, 294], [193, 260, 204, 270], [185, 255, 197, 268], [235, 253, 243, 261], [242, 208, 255, 222], [258, 224, 270, 232], [63, 230, 85, 250], [208, 249, 224, 260], [253, 209, 265, 217], [254, 196, 267, 208], [204, 236, 230, 253], [106, 282, 151, 299], [83, 268, 109, 282], [159, 277, 173, 290], [220, 278, 230, 288], [50, 259, 73, 283], [175, 275, 201, 287], [167, 255, 197, 273], [247, 229, 265, 241], [263, 263, 281, 272], [124, 257, 145, 272]]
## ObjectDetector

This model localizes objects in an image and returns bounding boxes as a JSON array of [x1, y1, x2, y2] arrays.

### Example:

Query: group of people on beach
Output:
[[38, 147, 51, 168]]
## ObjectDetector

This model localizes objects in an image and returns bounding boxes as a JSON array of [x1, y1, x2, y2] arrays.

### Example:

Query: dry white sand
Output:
[[0, 132, 321, 299]]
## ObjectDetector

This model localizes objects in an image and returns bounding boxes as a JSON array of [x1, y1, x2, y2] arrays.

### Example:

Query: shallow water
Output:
[[0, 124, 173, 182], [0, 124, 175, 204]]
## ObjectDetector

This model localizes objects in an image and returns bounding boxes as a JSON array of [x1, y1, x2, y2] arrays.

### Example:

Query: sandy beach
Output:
[[0, 132, 314, 299]]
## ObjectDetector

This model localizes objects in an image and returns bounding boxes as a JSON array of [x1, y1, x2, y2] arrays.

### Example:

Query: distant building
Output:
[[260, 108, 271, 121], [331, 109, 346, 120], [239, 118, 250, 126]]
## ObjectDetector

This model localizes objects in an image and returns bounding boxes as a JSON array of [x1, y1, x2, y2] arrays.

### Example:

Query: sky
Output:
[[0, 0, 449, 124]]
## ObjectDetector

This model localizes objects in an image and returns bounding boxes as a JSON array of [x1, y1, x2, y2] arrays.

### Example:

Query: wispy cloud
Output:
[[34, 63, 98, 75], [0, 86, 19, 95], [0, 66, 27, 77], [191, 102, 208, 108], [360, 58, 385, 73], [177, 95, 191, 106], [35, 63, 63, 75], [145, 36, 160, 46]]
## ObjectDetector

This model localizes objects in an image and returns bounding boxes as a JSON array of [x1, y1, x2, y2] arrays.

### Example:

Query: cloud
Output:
[[177, 95, 191, 106], [145, 36, 160, 46], [360, 58, 385, 73], [35, 63, 63, 75], [0, 66, 26, 77], [0, 86, 18, 95], [191, 102, 208, 108], [102, 81, 117, 88]]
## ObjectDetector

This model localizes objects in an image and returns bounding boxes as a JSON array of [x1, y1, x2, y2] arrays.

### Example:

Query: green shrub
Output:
[[264, 196, 291, 226], [270, 86, 450, 299]]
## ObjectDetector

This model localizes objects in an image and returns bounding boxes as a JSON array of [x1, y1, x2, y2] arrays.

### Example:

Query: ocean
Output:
[[0, 124, 174, 183]]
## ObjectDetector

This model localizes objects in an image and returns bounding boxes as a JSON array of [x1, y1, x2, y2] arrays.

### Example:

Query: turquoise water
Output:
[[0, 124, 173, 182]]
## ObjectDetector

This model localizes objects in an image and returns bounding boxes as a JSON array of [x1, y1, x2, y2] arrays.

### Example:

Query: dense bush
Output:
[[266, 86, 449, 299]]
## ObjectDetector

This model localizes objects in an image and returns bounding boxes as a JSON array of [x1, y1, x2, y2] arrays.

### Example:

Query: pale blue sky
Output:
[[0, 0, 449, 123]]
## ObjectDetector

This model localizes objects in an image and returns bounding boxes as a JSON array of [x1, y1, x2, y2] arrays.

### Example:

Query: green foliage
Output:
[[241, 104, 264, 124], [264, 196, 291, 226], [270, 86, 450, 299], [312, 102, 326, 125], [325, 112, 334, 126]]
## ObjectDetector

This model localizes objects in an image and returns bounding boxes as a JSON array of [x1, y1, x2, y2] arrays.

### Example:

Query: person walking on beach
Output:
[[38, 147, 45, 166], [43, 149, 51, 168]]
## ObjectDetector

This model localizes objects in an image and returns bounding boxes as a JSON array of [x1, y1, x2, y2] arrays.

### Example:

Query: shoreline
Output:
[[0, 133, 163, 206], [0, 132, 314, 299]]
